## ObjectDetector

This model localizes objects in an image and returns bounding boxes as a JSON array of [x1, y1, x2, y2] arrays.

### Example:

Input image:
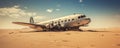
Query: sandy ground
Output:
[[0, 28, 120, 48]]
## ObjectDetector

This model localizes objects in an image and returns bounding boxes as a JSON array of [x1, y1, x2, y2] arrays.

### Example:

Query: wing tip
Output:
[[12, 22, 24, 24]]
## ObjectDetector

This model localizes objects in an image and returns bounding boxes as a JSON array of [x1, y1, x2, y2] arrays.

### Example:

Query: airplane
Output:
[[12, 13, 91, 31]]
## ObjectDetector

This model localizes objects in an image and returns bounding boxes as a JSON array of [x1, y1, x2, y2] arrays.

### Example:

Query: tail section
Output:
[[12, 17, 46, 31], [30, 17, 34, 24]]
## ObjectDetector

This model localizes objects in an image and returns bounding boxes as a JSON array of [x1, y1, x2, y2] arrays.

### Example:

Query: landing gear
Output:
[[51, 25, 63, 31], [46, 20, 83, 31], [78, 29, 83, 31], [69, 27, 83, 31]]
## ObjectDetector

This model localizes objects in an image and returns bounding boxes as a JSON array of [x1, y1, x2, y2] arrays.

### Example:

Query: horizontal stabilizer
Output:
[[12, 22, 35, 26], [12, 22, 46, 31]]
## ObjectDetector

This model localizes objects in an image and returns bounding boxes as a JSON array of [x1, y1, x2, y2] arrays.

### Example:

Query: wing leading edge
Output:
[[12, 22, 46, 31]]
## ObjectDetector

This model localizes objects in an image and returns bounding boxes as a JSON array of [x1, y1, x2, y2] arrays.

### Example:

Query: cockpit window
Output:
[[78, 15, 86, 19], [81, 15, 86, 18]]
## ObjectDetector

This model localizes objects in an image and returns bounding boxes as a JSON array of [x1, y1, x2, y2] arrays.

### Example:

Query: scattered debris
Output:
[[9, 32, 14, 34], [87, 30, 98, 32], [62, 40, 69, 42], [66, 33, 71, 35], [117, 44, 120, 46], [115, 34, 120, 36], [101, 34, 104, 37], [90, 44, 95, 47], [77, 46, 80, 48]]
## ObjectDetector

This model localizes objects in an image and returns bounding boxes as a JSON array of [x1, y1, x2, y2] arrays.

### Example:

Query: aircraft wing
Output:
[[12, 22, 46, 30], [12, 22, 35, 26]]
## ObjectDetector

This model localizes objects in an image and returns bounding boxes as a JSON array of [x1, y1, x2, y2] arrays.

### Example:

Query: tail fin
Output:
[[30, 17, 34, 24]]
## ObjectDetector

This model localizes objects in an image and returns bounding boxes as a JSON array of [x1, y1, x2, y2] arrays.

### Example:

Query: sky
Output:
[[0, 0, 120, 29]]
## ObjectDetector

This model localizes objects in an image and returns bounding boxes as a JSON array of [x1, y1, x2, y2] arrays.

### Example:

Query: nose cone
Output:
[[79, 18, 91, 25], [85, 18, 91, 24], [86, 18, 90, 20], [67, 18, 91, 27]]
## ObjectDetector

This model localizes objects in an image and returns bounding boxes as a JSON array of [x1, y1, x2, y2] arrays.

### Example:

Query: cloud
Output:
[[0, 5, 48, 22], [56, 9, 60, 11], [0, 5, 36, 18], [57, 4, 61, 7], [46, 9, 53, 13], [24, 7, 28, 9], [46, 8, 61, 13], [33, 16, 50, 22], [79, 0, 83, 3], [112, 14, 120, 19], [34, 16, 44, 19]]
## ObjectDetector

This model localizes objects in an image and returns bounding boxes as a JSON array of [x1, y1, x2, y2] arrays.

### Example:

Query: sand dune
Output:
[[0, 28, 120, 48]]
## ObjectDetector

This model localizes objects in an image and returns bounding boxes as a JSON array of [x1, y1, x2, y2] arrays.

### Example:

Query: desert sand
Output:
[[0, 28, 120, 48]]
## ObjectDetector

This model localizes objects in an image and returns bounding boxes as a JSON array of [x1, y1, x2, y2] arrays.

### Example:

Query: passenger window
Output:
[[55, 22, 57, 24], [78, 16, 81, 19], [61, 21, 63, 22], [72, 19, 74, 21], [65, 20, 67, 22], [68, 19, 70, 21], [58, 21, 60, 23]]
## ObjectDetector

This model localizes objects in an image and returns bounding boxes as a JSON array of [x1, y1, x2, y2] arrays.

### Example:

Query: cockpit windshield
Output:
[[81, 15, 86, 18], [78, 15, 86, 19]]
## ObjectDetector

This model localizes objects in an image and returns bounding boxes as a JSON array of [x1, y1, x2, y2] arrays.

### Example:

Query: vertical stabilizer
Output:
[[30, 17, 34, 24]]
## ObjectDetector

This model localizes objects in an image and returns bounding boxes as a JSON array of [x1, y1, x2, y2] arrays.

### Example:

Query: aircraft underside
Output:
[[48, 26, 82, 31], [36, 25, 82, 31]]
